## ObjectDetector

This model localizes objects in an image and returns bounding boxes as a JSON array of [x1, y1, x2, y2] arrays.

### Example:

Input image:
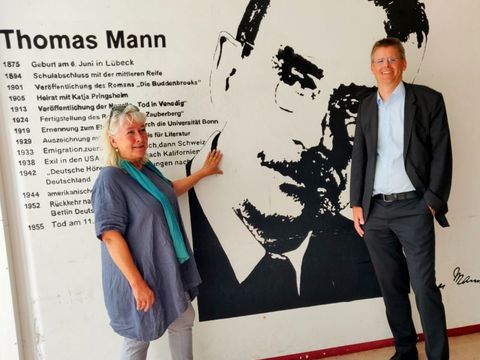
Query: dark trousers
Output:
[[364, 197, 449, 360]]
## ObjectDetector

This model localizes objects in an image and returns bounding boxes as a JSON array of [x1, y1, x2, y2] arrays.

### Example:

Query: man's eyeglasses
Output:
[[372, 57, 399, 66]]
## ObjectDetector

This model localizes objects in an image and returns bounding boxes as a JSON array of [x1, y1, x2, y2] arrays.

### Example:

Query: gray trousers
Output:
[[363, 197, 449, 360], [120, 302, 195, 360]]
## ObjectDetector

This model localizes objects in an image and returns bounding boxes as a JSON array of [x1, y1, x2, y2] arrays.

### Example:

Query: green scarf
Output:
[[119, 159, 190, 264]]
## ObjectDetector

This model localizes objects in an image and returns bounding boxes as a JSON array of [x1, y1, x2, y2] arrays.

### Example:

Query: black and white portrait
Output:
[[188, 0, 429, 321]]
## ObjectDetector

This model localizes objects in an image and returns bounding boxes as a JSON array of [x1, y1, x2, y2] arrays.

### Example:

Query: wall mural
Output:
[[188, 0, 430, 320]]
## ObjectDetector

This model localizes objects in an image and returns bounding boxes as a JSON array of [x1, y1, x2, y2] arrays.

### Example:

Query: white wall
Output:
[[0, 173, 21, 360], [0, 1, 479, 359]]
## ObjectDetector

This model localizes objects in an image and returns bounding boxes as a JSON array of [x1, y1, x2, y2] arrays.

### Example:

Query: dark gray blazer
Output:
[[350, 82, 452, 227]]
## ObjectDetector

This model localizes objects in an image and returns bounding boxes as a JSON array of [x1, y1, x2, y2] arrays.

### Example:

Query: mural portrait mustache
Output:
[[188, 0, 429, 321]]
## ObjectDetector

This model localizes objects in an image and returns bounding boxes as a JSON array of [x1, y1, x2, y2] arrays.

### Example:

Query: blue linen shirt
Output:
[[92, 166, 201, 341], [373, 82, 415, 195]]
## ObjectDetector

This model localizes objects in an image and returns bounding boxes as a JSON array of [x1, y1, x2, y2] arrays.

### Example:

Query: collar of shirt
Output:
[[376, 81, 405, 106]]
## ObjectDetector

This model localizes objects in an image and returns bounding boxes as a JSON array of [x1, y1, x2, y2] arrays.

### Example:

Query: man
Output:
[[189, 0, 430, 321], [350, 37, 452, 359]]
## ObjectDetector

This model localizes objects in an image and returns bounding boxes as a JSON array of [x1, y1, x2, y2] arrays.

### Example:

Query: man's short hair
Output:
[[370, 37, 406, 60]]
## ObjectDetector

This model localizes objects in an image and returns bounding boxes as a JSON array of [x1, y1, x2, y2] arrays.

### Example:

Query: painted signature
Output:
[[453, 266, 480, 285]]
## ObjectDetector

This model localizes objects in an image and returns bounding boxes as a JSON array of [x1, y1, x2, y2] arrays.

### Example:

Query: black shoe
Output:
[[389, 348, 419, 360]]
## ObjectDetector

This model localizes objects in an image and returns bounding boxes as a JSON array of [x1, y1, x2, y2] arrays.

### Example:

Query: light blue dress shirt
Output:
[[373, 82, 415, 195]]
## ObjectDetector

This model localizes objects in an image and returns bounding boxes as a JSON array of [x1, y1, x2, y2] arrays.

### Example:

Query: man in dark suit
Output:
[[350, 37, 452, 360]]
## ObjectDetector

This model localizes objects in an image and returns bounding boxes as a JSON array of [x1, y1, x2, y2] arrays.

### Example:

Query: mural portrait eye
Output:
[[273, 46, 323, 89], [272, 46, 324, 112]]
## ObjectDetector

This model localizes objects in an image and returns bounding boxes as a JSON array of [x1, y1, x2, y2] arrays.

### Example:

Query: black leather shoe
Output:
[[389, 348, 419, 360]]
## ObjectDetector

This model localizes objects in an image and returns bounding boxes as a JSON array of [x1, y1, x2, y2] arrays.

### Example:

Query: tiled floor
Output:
[[330, 332, 480, 359]]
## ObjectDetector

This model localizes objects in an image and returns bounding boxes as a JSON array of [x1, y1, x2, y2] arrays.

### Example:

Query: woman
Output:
[[91, 104, 222, 360]]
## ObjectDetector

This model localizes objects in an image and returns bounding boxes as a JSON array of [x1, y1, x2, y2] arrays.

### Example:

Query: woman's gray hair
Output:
[[102, 104, 148, 167]]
